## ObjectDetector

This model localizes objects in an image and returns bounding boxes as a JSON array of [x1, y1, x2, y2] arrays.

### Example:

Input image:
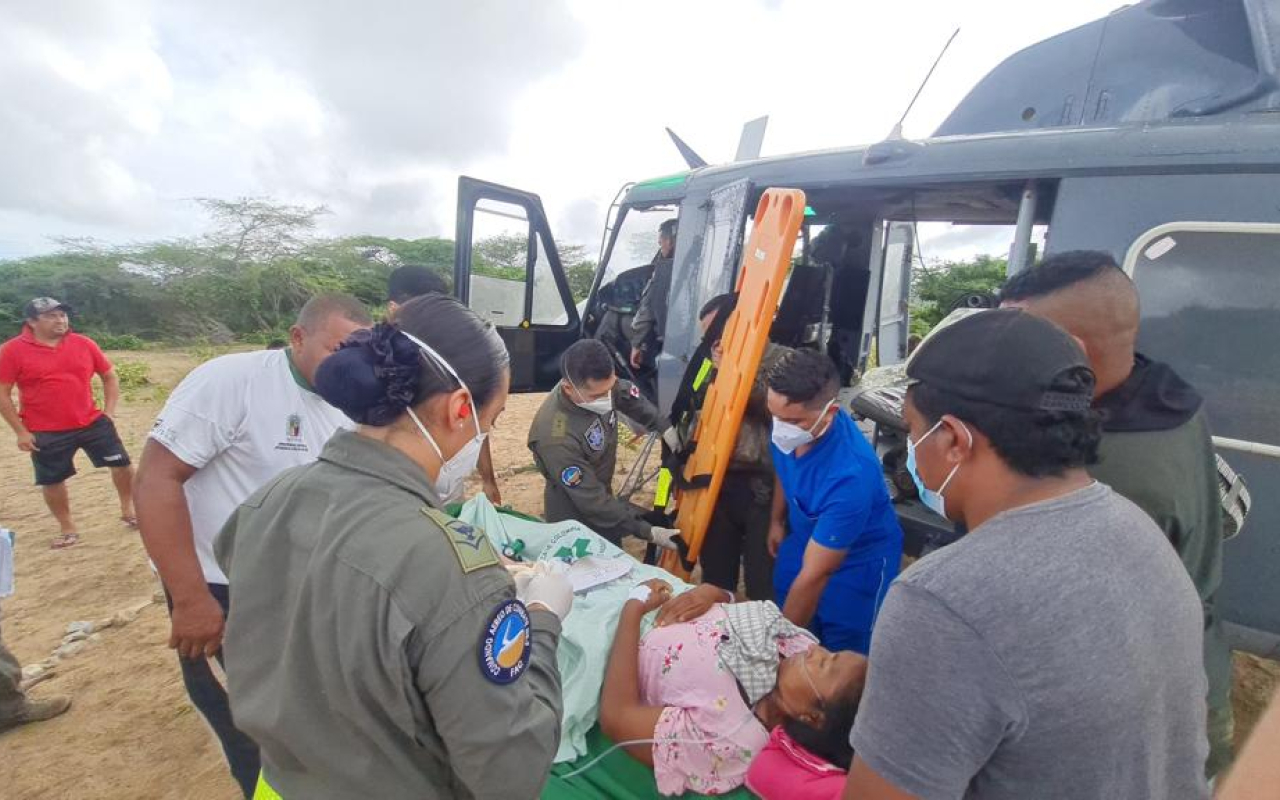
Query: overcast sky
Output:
[[0, 0, 1123, 262]]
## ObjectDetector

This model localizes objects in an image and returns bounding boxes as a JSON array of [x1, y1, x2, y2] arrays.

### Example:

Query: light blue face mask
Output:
[[906, 419, 972, 520]]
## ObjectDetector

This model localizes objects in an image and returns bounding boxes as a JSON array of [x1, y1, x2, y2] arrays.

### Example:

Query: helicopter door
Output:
[[873, 222, 915, 367], [454, 176, 582, 392]]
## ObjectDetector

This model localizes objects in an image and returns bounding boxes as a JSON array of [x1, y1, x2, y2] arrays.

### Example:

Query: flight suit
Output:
[[215, 430, 562, 800], [527, 379, 668, 545], [629, 255, 674, 363]]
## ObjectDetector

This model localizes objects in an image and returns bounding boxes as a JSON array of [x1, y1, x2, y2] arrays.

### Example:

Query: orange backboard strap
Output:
[[660, 188, 807, 578]]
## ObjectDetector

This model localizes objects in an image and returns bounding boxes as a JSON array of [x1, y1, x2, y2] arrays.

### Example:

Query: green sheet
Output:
[[542, 726, 758, 800]]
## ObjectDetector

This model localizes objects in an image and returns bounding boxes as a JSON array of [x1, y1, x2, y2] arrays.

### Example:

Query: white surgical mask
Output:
[[399, 331, 487, 501], [771, 398, 836, 455], [906, 419, 972, 520], [567, 378, 613, 416]]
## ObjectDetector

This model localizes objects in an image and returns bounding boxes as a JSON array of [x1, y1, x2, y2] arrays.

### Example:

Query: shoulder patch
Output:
[[560, 465, 584, 488], [629, 383, 641, 399], [585, 418, 605, 452], [551, 412, 567, 440], [421, 507, 500, 573], [479, 600, 532, 684]]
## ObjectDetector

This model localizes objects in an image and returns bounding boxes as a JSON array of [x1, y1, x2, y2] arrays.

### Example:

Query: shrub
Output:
[[94, 333, 147, 351], [114, 361, 151, 391]]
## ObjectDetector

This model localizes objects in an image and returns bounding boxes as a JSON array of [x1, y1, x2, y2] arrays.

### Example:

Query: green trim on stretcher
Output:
[[445, 502, 758, 798], [543, 725, 758, 800], [443, 502, 541, 522]]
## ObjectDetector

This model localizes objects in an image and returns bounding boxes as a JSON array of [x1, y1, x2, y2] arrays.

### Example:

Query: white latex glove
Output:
[[508, 563, 535, 594], [648, 525, 682, 552], [517, 563, 575, 620], [661, 427, 683, 453]]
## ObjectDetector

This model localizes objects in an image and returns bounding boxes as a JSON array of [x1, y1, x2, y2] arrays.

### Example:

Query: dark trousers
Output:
[[165, 583, 259, 799], [701, 471, 775, 601]]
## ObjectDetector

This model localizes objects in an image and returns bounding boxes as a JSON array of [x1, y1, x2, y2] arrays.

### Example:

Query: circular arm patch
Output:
[[479, 600, 533, 684], [560, 465, 584, 487]]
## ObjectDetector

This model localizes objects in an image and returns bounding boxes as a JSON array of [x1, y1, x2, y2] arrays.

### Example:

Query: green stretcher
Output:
[[542, 726, 758, 800], [445, 503, 758, 799]]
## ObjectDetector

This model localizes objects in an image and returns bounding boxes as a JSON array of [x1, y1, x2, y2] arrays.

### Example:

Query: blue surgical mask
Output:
[[906, 419, 971, 520]]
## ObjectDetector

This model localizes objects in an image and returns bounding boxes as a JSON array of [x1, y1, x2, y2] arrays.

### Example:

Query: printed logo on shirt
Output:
[[274, 413, 310, 452], [628, 383, 640, 399], [551, 537, 593, 562], [560, 465, 583, 488], [585, 418, 605, 452], [479, 600, 532, 684]]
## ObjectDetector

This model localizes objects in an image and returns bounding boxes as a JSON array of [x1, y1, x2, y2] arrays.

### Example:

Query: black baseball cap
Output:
[[24, 297, 72, 319], [387, 265, 448, 303], [906, 308, 1094, 412]]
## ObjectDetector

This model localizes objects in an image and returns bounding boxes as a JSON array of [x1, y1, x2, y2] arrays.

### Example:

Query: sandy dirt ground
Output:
[[0, 348, 1276, 799]]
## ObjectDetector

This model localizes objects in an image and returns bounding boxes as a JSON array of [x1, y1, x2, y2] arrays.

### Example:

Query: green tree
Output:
[[556, 243, 597, 301], [472, 233, 528, 281], [909, 254, 1008, 336], [0, 196, 613, 342], [196, 197, 329, 268]]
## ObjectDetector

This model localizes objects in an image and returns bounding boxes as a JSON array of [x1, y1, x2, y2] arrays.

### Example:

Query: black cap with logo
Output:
[[906, 308, 1094, 413], [24, 297, 72, 320]]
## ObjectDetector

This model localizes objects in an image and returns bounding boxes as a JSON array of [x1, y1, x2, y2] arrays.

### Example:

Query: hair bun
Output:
[[314, 324, 421, 426]]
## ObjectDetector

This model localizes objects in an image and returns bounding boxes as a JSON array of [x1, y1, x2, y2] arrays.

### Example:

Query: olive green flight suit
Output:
[[215, 430, 562, 800], [527, 380, 668, 545]]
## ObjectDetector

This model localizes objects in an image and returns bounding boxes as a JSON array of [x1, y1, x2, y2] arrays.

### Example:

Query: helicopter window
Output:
[[1125, 223, 1280, 449], [531, 234, 567, 325], [598, 205, 680, 287], [468, 198, 532, 326]]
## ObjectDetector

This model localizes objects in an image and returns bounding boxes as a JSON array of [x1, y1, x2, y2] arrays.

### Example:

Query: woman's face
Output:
[[775, 646, 867, 725]]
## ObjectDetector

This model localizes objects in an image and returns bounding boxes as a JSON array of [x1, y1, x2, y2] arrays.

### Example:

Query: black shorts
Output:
[[30, 415, 132, 486]]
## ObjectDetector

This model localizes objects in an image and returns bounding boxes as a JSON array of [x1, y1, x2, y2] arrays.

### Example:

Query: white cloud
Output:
[[0, 0, 1121, 259]]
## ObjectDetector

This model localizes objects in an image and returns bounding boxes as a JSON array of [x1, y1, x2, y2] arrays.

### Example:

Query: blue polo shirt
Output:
[[772, 410, 903, 650]]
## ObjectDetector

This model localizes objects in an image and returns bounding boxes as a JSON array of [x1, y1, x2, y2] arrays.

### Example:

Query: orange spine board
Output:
[[661, 188, 806, 578]]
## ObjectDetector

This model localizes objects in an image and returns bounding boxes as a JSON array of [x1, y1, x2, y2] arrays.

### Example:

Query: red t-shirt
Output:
[[0, 328, 112, 432]]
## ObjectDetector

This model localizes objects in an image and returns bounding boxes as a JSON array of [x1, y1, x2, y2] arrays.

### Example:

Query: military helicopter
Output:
[[451, 0, 1280, 658]]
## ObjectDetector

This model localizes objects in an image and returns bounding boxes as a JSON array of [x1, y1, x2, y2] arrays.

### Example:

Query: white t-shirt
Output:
[[150, 349, 354, 585]]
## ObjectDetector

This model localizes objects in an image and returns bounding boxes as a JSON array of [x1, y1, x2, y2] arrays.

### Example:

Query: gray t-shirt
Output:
[[850, 482, 1209, 800]]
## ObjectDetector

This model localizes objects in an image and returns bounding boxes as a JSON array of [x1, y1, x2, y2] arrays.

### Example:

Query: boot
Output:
[[0, 694, 71, 734]]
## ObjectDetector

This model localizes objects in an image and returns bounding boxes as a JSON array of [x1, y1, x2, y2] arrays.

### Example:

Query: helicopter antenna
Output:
[[887, 27, 960, 140]]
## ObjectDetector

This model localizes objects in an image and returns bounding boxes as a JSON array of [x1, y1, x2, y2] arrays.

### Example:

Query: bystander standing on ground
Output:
[[134, 294, 369, 798], [843, 309, 1209, 800], [1, 524, 71, 735], [1002, 251, 1234, 777], [0, 298, 136, 549]]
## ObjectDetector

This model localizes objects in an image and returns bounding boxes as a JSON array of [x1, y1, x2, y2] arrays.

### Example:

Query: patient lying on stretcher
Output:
[[599, 578, 866, 797]]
